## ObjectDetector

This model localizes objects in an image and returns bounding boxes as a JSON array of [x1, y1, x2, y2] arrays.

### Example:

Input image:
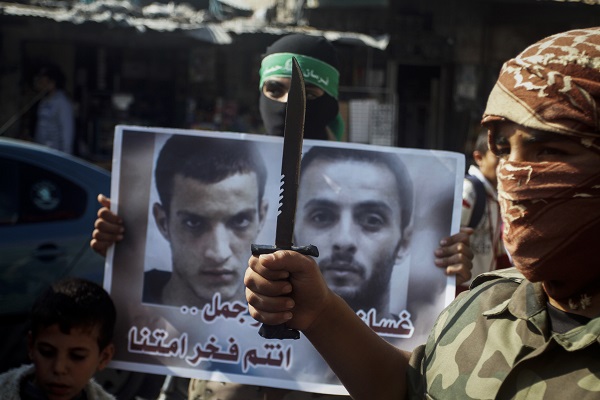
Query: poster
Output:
[[104, 125, 464, 395]]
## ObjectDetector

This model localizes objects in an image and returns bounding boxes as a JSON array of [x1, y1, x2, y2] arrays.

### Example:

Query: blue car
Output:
[[0, 137, 163, 399], [0, 138, 110, 315]]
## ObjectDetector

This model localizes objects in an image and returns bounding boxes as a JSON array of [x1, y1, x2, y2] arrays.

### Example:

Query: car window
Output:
[[0, 159, 19, 225], [0, 158, 87, 225]]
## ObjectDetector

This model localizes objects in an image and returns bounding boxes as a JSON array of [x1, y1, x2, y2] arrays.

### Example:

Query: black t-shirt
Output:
[[547, 302, 591, 334]]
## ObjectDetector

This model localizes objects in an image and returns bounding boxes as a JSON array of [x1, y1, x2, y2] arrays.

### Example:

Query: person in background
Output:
[[244, 26, 600, 400], [259, 34, 344, 141], [33, 63, 75, 154], [0, 277, 116, 400], [458, 128, 507, 294]]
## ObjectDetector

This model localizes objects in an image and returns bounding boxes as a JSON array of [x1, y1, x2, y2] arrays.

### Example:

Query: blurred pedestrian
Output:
[[33, 63, 75, 154]]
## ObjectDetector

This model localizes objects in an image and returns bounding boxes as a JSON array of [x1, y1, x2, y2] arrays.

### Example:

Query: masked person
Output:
[[245, 27, 600, 400], [259, 34, 344, 141]]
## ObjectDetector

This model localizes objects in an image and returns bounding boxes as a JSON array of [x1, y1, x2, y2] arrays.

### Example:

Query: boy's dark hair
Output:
[[300, 146, 414, 232], [31, 278, 116, 350], [154, 135, 267, 213]]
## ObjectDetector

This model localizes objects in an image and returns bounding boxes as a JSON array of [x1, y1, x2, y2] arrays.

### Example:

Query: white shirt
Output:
[[460, 165, 505, 286], [35, 89, 74, 154]]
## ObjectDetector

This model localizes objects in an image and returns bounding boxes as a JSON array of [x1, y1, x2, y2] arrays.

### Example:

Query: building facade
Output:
[[1, 0, 599, 163]]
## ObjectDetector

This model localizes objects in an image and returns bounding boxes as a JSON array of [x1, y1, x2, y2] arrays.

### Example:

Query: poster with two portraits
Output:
[[105, 125, 465, 395]]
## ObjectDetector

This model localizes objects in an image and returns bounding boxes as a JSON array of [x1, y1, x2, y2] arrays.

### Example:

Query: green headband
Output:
[[259, 53, 340, 99]]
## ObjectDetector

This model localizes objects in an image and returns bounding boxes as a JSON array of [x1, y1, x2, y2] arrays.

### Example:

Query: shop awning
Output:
[[0, 0, 389, 49]]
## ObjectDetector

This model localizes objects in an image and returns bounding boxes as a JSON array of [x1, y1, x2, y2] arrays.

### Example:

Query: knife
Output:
[[251, 57, 319, 340]]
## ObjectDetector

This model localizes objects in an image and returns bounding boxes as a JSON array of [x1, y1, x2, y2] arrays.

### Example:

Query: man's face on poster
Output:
[[295, 158, 405, 311], [154, 171, 266, 305]]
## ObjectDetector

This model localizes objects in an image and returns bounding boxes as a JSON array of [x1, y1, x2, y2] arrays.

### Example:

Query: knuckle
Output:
[[243, 268, 252, 284], [246, 306, 262, 322], [245, 290, 257, 305]]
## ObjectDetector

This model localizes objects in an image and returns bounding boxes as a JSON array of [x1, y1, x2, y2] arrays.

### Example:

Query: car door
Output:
[[0, 151, 109, 316]]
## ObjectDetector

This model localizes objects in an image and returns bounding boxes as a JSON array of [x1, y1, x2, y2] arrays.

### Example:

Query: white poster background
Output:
[[104, 125, 465, 395]]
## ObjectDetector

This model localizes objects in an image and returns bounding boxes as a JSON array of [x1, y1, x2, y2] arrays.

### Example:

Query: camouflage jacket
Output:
[[407, 268, 600, 399]]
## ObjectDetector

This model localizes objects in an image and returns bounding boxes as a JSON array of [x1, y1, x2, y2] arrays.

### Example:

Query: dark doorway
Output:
[[396, 64, 442, 149]]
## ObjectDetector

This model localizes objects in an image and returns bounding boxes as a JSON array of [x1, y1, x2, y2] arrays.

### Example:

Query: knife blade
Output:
[[251, 57, 319, 340]]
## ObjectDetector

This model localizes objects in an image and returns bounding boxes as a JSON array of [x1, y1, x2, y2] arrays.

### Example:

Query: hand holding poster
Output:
[[104, 125, 464, 395]]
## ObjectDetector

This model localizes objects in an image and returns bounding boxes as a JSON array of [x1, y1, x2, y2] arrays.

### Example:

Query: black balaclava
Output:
[[259, 34, 340, 140]]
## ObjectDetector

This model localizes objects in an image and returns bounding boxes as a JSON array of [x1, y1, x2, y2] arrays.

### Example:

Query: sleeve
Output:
[[461, 177, 476, 227], [405, 290, 470, 399]]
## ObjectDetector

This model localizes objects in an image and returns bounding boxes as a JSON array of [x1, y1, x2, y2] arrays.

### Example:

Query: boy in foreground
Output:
[[0, 278, 116, 400]]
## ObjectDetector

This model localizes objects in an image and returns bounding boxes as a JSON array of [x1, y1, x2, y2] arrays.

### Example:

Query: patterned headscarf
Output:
[[483, 27, 600, 151]]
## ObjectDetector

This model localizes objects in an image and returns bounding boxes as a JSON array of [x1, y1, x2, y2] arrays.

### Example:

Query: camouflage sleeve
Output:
[[405, 289, 473, 399], [404, 269, 600, 399], [406, 269, 523, 399]]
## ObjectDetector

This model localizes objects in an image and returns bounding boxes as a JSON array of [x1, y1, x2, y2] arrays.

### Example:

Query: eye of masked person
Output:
[[262, 78, 325, 102], [493, 139, 572, 161], [491, 124, 595, 163]]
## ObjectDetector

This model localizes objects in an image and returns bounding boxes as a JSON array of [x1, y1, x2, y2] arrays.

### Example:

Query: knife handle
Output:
[[250, 243, 319, 340]]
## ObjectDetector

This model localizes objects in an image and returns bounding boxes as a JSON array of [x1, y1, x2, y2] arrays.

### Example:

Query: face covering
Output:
[[259, 91, 339, 140], [497, 158, 600, 299]]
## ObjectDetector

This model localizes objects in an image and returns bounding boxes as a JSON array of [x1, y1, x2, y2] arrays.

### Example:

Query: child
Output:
[[0, 277, 117, 400]]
